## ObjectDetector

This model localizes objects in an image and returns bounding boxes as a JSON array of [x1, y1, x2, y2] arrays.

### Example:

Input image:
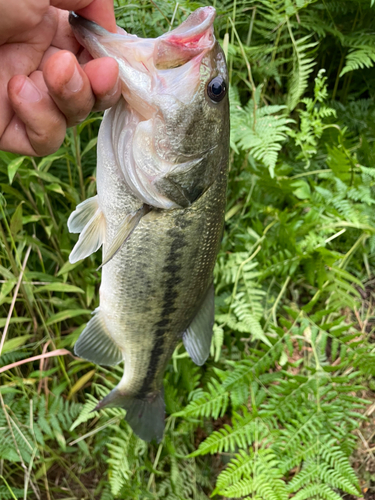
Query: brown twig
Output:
[[0, 349, 75, 375], [38, 340, 51, 396]]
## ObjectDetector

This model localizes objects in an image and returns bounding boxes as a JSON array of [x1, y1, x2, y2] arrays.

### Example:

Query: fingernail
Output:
[[106, 75, 121, 98], [66, 65, 83, 93], [18, 78, 42, 102]]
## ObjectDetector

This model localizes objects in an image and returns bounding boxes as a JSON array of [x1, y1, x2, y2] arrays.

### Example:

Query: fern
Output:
[[286, 27, 317, 111], [289, 69, 337, 164], [106, 427, 132, 495], [215, 449, 288, 500], [190, 410, 270, 456], [180, 307, 371, 499], [230, 86, 294, 177], [173, 378, 228, 420], [2, 0, 375, 498], [0, 485, 24, 500], [340, 44, 375, 76]]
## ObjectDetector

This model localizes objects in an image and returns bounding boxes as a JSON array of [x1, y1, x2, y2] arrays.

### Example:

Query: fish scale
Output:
[[67, 7, 229, 442]]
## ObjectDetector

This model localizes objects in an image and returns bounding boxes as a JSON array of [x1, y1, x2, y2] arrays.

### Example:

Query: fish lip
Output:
[[154, 7, 216, 70], [69, 11, 107, 36], [69, 11, 136, 46], [161, 6, 216, 43], [69, 7, 216, 56], [69, 6, 216, 40]]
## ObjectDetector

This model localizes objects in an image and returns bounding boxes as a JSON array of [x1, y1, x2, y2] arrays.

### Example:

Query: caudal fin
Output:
[[94, 386, 165, 442]]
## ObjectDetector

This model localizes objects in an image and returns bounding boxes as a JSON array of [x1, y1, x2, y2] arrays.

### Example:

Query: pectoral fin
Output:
[[74, 308, 123, 366], [99, 204, 150, 269], [68, 196, 99, 233], [183, 284, 215, 366], [68, 196, 106, 263], [69, 209, 106, 264]]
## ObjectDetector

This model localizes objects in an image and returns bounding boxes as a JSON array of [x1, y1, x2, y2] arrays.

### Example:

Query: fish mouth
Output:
[[69, 8, 216, 115], [69, 7, 215, 72], [154, 7, 216, 69]]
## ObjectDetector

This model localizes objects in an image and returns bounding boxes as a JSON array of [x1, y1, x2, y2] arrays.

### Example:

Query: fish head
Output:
[[69, 8, 229, 208]]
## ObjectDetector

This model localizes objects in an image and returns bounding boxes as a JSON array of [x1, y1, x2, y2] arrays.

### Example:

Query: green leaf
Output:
[[10, 203, 23, 236], [81, 137, 98, 157], [0, 317, 31, 328], [46, 183, 65, 196], [45, 309, 91, 326], [57, 260, 82, 276], [1, 335, 33, 354], [292, 180, 311, 200], [35, 283, 85, 294], [0, 280, 16, 306], [7, 156, 27, 184]]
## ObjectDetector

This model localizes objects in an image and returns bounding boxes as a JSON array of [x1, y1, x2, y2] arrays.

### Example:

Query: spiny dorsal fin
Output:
[[183, 284, 215, 366], [98, 205, 150, 270], [74, 308, 123, 366]]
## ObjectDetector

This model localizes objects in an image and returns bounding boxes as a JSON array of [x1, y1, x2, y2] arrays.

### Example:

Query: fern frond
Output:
[[70, 393, 99, 431], [107, 428, 131, 495], [216, 449, 288, 500], [214, 449, 254, 492], [340, 45, 375, 76], [230, 87, 293, 177], [290, 483, 343, 500], [286, 28, 317, 111], [173, 378, 228, 420], [190, 411, 269, 456]]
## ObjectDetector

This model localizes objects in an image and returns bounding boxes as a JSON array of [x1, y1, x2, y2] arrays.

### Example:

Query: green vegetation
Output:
[[1, 0, 375, 498]]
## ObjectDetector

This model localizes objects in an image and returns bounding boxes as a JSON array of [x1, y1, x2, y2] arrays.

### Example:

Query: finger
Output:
[[43, 50, 94, 127], [84, 57, 121, 111], [2, 73, 66, 156], [77, 48, 93, 65], [76, 0, 117, 33], [51, 9, 81, 53], [0, 0, 49, 43], [51, 0, 92, 10], [51, 0, 117, 33]]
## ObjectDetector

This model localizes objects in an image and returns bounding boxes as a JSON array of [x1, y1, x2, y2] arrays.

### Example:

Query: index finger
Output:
[[51, 0, 117, 32]]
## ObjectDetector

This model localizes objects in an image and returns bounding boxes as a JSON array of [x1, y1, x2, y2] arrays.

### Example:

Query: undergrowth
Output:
[[1, 0, 375, 499]]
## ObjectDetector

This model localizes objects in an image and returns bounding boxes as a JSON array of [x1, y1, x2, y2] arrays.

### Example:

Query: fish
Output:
[[67, 6, 229, 442]]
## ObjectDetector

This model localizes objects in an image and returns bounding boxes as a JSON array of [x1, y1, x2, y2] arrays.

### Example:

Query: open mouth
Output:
[[154, 7, 216, 69], [69, 7, 216, 71], [69, 7, 217, 112]]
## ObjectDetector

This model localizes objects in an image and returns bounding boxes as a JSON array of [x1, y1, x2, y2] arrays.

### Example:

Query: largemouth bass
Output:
[[68, 7, 229, 442]]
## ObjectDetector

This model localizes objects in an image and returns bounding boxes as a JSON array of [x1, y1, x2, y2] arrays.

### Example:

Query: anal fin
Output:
[[183, 284, 215, 366], [74, 309, 123, 366], [94, 386, 165, 443]]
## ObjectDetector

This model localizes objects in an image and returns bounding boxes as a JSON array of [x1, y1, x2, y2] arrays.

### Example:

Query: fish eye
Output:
[[207, 76, 227, 103]]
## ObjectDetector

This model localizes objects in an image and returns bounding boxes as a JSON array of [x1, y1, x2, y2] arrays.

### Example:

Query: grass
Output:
[[1, 0, 375, 499]]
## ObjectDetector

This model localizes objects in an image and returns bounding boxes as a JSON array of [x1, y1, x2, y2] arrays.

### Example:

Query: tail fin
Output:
[[94, 386, 165, 442]]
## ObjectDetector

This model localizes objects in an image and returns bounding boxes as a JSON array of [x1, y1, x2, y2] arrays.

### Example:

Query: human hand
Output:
[[0, 0, 121, 156]]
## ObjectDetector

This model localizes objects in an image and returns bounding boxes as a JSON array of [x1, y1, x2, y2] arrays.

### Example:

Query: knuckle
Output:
[[32, 124, 65, 156]]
